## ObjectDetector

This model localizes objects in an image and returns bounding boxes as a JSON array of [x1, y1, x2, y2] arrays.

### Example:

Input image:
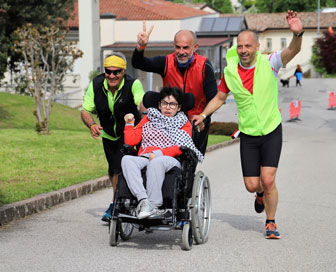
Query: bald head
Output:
[[237, 30, 259, 45], [173, 29, 198, 64], [174, 30, 197, 45]]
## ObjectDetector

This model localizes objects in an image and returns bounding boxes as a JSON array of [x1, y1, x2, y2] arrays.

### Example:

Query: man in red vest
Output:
[[132, 22, 218, 155]]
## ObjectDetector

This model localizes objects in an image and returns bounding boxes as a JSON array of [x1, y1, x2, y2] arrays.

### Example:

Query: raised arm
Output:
[[281, 10, 303, 66], [132, 21, 166, 75]]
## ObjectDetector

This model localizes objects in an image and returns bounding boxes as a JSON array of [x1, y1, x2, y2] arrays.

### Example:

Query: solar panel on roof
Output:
[[226, 17, 243, 31], [213, 18, 229, 32], [199, 18, 215, 32], [199, 17, 245, 34]]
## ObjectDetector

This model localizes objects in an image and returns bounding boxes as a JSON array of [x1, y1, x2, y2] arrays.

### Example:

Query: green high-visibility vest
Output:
[[224, 46, 281, 136]]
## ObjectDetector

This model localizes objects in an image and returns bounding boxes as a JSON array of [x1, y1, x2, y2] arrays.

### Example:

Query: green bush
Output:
[[209, 121, 238, 136]]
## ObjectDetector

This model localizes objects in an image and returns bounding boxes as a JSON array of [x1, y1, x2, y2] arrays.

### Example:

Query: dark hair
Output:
[[297, 64, 302, 72], [158, 87, 184, 111]]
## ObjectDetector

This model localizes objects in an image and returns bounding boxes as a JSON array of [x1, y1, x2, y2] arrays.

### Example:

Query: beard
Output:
[[176, 54, 190, 64]]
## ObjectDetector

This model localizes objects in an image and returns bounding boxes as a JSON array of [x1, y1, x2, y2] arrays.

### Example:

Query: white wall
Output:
[[78, 0, 101, 96], [259, 30, 319, 78], [110, 15, 217, 43], [100, 18, 115, 46], [114, 20, 180, 42]]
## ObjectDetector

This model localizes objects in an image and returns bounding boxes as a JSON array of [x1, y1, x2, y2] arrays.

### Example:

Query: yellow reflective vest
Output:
[[224, 46, 281, 136]]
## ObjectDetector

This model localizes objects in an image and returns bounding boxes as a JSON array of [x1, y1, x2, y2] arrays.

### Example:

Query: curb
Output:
[[0, 176, 111, 226], [0, 138, 239, 227]]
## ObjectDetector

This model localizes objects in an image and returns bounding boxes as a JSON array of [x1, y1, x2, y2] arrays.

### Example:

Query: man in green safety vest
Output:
[[193, 10, 304, 239]]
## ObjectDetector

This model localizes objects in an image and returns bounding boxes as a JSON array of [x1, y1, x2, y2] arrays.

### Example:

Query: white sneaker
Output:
[[136, 199, 155, 219], [148, 209, 165, 218]]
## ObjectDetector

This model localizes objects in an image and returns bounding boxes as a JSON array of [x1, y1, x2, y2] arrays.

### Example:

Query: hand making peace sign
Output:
[[137, 21, 154, 49]]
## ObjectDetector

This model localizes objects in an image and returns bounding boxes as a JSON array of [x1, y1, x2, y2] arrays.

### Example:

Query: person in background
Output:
[[81, 52, 145, 222], [293, 64, 303, 86]]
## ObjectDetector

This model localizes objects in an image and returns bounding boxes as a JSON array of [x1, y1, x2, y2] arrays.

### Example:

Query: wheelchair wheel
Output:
[[191, 170, 211, 245], [181, 222, 193, 251], [119, 221, 134, 240], [119, 206, 136, 240], [109, 219, 119, 246]]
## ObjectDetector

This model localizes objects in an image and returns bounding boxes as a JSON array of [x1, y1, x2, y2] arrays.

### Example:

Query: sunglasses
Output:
[[105, 69, 123, 76]]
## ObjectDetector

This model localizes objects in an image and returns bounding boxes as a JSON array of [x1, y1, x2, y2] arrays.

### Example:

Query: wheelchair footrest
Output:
[[119, 213, 137, 220], [118, 212, 174, 227]]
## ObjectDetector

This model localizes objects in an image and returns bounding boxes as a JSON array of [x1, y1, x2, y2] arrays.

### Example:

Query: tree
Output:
[[256, 0, 335, 13], [311, 28, 336, 75], [238, 0, 257, 10], [195, 0, 233, 13], [0, 0, 74, 80], [13, 24, 82, 133], [0, 4, 9, 81]]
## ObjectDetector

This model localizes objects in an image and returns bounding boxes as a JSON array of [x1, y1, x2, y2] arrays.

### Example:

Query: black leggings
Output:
[[240, 124, 282, 177]]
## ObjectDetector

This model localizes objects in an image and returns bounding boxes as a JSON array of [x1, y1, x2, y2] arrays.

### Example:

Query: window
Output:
[[266, 38, 272, 51], [281, 38, 287, 49]]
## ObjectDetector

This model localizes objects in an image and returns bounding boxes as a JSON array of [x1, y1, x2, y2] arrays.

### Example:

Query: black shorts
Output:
[[240, 124, 282, 177], [102, 136, 124, 176]]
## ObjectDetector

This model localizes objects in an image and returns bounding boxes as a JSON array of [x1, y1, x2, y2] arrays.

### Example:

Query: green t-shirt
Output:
[[82, 77, 144, 140]]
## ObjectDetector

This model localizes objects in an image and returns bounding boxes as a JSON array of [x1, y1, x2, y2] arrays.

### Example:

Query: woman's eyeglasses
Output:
[[105, 69, 123, 76], [160, 100, 179, 109]]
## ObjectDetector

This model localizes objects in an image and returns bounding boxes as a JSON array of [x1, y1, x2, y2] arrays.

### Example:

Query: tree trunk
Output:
[[34, 116, 49, 134]]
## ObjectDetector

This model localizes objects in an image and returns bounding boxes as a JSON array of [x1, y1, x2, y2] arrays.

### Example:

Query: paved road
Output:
[[1, 79, 336, 272]]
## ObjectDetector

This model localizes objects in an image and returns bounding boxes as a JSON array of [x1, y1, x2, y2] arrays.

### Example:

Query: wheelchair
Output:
[[108, 91, 211, 250]]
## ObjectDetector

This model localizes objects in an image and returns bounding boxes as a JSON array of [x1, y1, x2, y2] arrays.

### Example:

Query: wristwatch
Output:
[[294, 31, 304, 37]]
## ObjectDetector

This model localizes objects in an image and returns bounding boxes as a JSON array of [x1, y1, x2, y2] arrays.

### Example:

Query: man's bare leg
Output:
[[260, 166, 278, 220]]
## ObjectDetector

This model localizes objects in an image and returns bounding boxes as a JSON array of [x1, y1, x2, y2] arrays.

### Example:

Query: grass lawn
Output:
[[207, 134, 231, 146], [0, 129, 107, 205], [0, 92, 231, 205]]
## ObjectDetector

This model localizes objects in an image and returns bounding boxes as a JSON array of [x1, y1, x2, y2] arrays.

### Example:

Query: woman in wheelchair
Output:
[[121, 87, 203, 220]]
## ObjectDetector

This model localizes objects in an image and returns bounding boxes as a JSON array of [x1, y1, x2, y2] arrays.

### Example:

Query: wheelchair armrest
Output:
[[179, 146, 198, 165], [121, 144, 137, 156]]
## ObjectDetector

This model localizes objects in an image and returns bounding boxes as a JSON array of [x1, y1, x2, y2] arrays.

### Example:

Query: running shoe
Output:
[[254, 194, 265, 213], [101, 203, 114, 222], [265, 222, 281, 239]]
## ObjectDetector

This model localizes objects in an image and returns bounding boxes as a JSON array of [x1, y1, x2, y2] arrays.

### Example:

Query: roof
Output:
[[67, 0, 211, 28], [220, 12, 336, 32], [183, 2, 221, 13], [102, 37, 232, 51]]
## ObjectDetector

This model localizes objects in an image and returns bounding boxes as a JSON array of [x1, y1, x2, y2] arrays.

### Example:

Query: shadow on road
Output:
[[212, 212, 264, 234]]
